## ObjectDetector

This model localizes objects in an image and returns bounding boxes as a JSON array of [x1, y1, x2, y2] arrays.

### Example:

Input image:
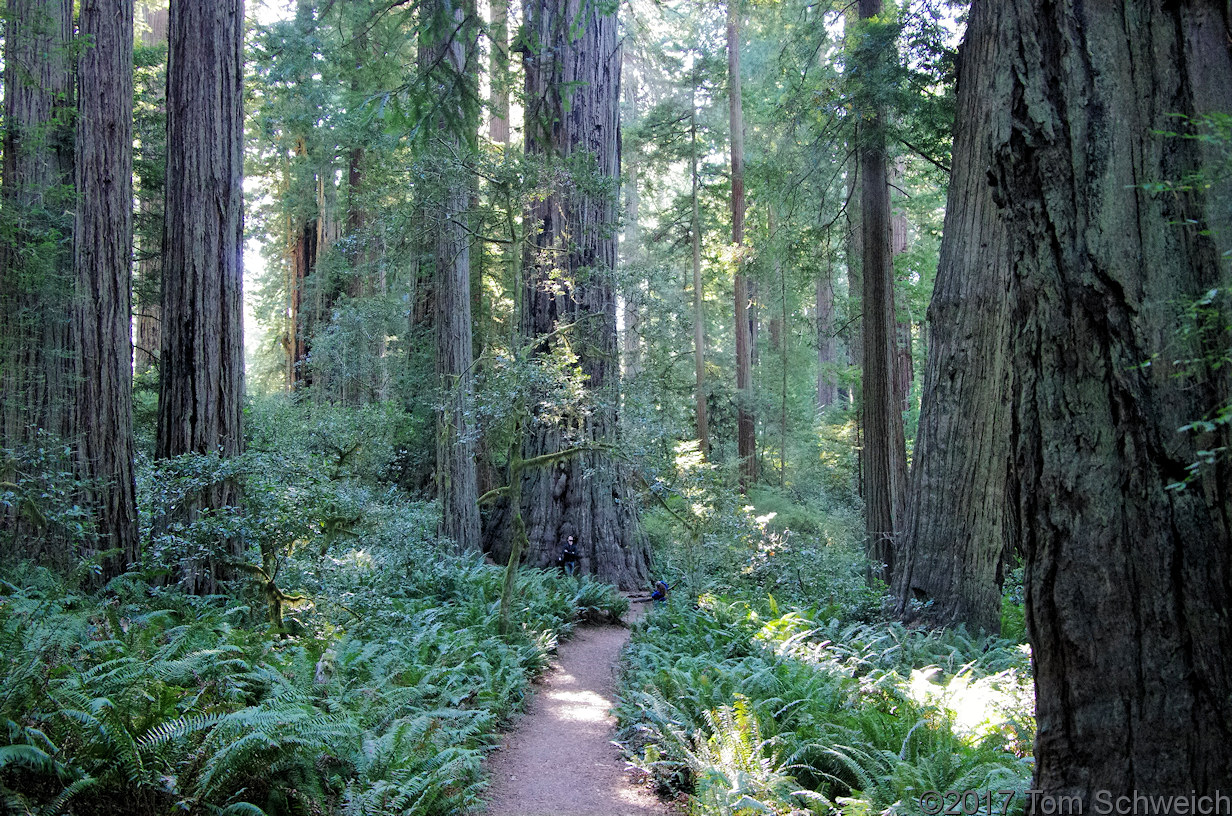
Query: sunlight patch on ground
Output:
[[548, 689, 612, 723], [904, 665, 1033, 744]]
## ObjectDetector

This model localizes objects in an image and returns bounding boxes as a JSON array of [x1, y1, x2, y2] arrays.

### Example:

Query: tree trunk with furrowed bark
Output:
[[893, 0, 1017, 634], [73, 0, 140, 577], [156, 0, 246, 594], [989, 0, 1232, 794], [492, 0, 650, 590]]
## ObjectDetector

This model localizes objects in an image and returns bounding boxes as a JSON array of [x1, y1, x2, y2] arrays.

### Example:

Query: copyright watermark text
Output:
[[917, 790, 1232, 816]]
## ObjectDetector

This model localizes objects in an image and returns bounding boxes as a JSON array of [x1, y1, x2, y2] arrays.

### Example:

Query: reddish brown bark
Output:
[[729, 0, 756, 490], [991, 0, 1232, 793], [74, 0, 140, 575], [157, 0, 246, 593], [498, 0, 650, 589]]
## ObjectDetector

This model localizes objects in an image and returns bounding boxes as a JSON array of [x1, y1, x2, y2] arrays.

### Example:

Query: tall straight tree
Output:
[[73, 0, 139, 575], [514, 0, 651, 588], [815, 236, 839, 410], [157, 0, 246, 592], [488, 0, 510, 144], [893, 0, 1016, 633], [987, 0, 1232, 793], [423, 0, 481, 553], [855, 0, 906, 584], [690, 80, 709, 458], [0, 0, 76, 454], [133, 2, 169, 376], [728, 0, 755, 489]]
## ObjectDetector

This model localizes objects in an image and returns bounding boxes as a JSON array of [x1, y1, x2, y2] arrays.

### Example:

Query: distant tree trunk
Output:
[[844, 148, 863, 495], [990, 0, 1232, 794], [890, 159, 913, 411], [728, 0, 756, 490], [157, 0, 246, 593], [133, 3, 168, 377], [73, 0, 139, 577], [690, 87, 709, 458], [893, 0, 1016, 633], [844, 153, 862, 382], [488, 0, 510, 144], [423, 0, 481, 553], [288, 218, 317, 386], [857, 0, 907, 585], [508, 0, 651, 589], [621, 57, 643, 382], [816, 231, 840, 409], [0, 0, 76, 454]]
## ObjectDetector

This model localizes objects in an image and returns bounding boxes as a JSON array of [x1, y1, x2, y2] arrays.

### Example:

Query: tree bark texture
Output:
[[989, 0, 1232, 793], [0, 0, 76, 450], [73, 0, 140, 575], [893, 0, 1016, 634], [728, 0, 756, 490], [157, 0, 246, 592], [424, 0, 481, 553], [857, 0, 907, 585], [505, 0, 651, 589]]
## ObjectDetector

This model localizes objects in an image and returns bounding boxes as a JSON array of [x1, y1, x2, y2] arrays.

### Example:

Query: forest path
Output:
[[478, 600, 674, 816]]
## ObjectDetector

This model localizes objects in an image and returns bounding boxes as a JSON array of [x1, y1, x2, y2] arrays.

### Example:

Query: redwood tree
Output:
[[855, 0, 907, 584], [893, 0, 1016, 633], [0, 0, 76, 454], [506, 0, 651, 589], [989, 0, 1232, 793], [73, 0, 140, 575], [423, 0, 481, 553], [157, 0, 246, 592], [728, 0, 756, 489]]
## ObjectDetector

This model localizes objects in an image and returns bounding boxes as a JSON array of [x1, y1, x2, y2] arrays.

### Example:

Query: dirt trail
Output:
[[479, 601, 672, 816]]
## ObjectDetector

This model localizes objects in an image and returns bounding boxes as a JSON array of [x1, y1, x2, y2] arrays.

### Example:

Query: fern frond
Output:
[[41, 775, 97, 816]]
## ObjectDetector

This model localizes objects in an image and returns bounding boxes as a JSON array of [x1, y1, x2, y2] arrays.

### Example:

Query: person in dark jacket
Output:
[[558, 536, 580, 576]]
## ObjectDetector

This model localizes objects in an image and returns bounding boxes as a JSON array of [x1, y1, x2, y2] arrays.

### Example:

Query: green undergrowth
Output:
[[0, 497, 625, 815], [616, 596, 1034, 816]]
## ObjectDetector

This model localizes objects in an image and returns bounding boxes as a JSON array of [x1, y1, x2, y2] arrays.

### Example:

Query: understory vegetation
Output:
[[616, 596, 1033, 815], [2, 392, 1037, 816], [616, 412, 1034, 815], [0, 396, 626, 816]]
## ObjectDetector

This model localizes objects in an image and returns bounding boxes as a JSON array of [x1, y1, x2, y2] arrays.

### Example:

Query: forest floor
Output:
[[478, 598, 676, 816]]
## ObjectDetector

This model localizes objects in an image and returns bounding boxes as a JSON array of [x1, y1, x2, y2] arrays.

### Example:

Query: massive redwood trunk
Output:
[[497, 0, 651, 589], [0, 0, 76, 454], [893, 0, 1016, 633], [989, 0, 1232, 793], [157, 0, 246, 593], [73, 0, 140, 576]]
